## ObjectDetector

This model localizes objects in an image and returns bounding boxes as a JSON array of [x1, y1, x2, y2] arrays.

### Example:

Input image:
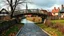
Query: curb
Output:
[[16, 27, 22, 36], [41, 28, 51, 36]]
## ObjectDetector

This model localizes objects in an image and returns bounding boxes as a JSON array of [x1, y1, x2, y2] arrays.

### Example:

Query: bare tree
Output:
[[6, 0, 26, 18]]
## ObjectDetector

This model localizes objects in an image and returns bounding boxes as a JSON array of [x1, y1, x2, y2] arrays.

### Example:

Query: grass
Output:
[[44, 27, 64, 36], [36, 24, 47, 28], [0, 24, 2, 26], [36, 24, 64, 36], [51, 20, 64, 23], [51, 20, 64, 26], [2, 24, 24, 36], [5, 25, 19, 36]]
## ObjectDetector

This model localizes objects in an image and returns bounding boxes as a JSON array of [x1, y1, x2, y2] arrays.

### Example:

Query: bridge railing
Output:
[[20, 11, 46, 14]]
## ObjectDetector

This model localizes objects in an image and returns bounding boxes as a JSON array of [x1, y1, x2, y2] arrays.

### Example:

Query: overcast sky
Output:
[[0, 0, 64, 11]]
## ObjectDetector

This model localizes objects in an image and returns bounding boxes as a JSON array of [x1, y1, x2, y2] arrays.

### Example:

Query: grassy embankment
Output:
[[1, 24, 24, 36], [36, 24, 64, 36], [37, 20, 64, 36]]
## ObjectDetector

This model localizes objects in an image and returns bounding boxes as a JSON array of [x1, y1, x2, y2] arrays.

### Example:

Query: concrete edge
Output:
[[16, 28, 22, 36], [41, 28, 52, 36]]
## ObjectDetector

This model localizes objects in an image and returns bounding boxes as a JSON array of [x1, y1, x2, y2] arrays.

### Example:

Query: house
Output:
[[52, 7, 60, 16], [40, 9, 48, 15], [51, 7, 60, 19], [60, 5, 64, 18], [0, 9, 9, 16], [47, 12, 54, 19], [0, 8, 10, 21]]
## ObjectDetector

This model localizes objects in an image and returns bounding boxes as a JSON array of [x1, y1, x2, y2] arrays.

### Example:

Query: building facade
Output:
[[52, 7, 60, 16], [0, 8, 10, 21], [60, 5, 64, 19], [51, 7, 60, 19]]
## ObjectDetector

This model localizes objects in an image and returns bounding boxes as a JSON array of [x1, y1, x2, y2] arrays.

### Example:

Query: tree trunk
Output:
[[10, 9, 14, 19]]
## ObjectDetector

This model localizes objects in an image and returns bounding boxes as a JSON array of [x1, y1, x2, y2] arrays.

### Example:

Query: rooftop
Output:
[[60, 8, 64, 13]]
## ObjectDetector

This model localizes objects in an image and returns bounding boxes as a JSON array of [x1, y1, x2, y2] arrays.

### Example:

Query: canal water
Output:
[[16, 19, 48, 36]]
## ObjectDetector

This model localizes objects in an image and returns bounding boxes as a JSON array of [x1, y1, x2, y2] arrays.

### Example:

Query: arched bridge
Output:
[[14, 12, 48, 23], [14, 13, 47, 18]]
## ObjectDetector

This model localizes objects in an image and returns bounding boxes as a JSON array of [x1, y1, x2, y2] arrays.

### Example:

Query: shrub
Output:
[[45, 19, 52, 27], [53, 22, 62, 28], [59, 27, 64, 34]]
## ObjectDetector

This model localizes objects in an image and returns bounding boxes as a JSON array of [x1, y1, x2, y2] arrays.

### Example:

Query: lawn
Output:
[[51, 20, 64, 23], [5, 25, 19, 36], [36, 24, 64, 36], [51, 20, 64, 26]]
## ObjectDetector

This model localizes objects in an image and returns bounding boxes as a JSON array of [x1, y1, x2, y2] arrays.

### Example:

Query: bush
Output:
[[45, 19, 52, 27], [54, 22, 64, 34], [59, 26, 64, 34], [0, 19, 18, 34], [52, 22, 62, 28]]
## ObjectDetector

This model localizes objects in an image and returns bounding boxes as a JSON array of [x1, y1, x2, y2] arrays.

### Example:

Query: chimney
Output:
[[54, 7, 56, 10], [58, 7, 60, 10]]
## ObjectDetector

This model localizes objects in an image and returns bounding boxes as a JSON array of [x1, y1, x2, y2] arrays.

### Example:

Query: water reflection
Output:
[[21, 19, 34, 24]]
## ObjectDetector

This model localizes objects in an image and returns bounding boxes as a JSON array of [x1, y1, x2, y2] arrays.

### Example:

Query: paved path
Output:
[[16, 19, 49, 36]]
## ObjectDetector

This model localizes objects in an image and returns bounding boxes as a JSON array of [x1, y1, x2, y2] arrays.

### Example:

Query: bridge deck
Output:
[[14, 13, 47, 17]]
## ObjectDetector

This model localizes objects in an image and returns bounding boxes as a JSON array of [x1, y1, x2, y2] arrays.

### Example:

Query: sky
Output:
[[0, 0, 64, 11]]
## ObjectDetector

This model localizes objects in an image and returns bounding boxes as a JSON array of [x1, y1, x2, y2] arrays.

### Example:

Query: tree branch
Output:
[[13, 0, 22, 11], [7, 0, 10, 3]]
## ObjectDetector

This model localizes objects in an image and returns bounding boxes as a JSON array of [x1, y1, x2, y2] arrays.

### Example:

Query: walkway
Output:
[[16, 19, 49, 36]]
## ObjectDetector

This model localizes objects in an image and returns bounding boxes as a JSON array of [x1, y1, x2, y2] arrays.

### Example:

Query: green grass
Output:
[[0, 24, 1, 26], [36, 24, 64, 36], [44, 27, 64, 36], [36, 24, 47, 29], [51, 20, 64, 23], [51, 20, 64, 26], [5, 25, 19, 36], [4, 24, 24, 36]]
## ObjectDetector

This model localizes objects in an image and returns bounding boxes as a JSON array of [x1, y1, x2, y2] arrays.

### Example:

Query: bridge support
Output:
[[43, 19, 47, 24]]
